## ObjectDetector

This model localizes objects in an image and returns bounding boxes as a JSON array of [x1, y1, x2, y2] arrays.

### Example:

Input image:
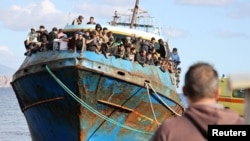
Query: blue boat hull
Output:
[[11, 51, 184, 141]]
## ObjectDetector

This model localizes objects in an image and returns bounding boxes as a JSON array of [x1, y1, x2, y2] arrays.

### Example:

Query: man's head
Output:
[[90, 16, 95, 23], [183, 62, 220, 103], [151, 37, 155, 43], [78, 15, 83, 20], [31, 27, 36, 33], [39, 25, 45, 31]]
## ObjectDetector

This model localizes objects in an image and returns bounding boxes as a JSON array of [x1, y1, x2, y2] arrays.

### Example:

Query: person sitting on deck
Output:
[[72, 15, 84, 25], [150, 62, 245, 141], [24, 27, 40, 56], [37, 25, 49, 52], [86, 16, 96, 25]]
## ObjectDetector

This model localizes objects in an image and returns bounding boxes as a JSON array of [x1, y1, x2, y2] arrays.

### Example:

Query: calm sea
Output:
[[0, 88, 187, 141], [0, 88, 31, 141]]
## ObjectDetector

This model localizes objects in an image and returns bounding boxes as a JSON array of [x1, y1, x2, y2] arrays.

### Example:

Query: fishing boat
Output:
[[11, 1, 184, 140]]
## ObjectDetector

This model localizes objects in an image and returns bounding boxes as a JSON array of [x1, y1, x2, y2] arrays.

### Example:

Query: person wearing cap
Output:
[[72, 15, 84, 25], [24, 27, 40, 56]]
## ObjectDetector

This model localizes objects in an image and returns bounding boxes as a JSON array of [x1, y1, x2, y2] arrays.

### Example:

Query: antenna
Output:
[[67, 12, 71, 25]]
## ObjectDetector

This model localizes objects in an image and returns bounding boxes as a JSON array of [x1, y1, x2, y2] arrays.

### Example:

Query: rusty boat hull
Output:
[[11, 50, 184, 141]]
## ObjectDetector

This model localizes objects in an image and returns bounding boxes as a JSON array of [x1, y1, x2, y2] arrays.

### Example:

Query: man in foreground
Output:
[[150, 62, 245, 141]]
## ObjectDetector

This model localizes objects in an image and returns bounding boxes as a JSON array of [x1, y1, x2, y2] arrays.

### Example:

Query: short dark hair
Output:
[[78, 15, 83, 19], [184, 62, 219, 101], [52, 27, 57, 31], [40, 25, 45, 29]]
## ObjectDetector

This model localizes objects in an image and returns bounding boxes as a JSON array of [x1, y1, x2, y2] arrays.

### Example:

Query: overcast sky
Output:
[[0, 0, 249, 93]]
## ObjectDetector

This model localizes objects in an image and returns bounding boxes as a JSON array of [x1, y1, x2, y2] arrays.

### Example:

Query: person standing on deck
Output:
[[74, 32, 86, 54], [156, 39, 166, 59], [171, 47, 181, 69], [150, 62, 245, 141]]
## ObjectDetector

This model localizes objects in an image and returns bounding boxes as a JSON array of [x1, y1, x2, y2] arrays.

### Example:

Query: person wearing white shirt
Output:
[[53, 34, 69, 50]]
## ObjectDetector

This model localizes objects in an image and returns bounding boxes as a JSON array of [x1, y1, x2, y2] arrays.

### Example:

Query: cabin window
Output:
[[232, 89, 245, 98]]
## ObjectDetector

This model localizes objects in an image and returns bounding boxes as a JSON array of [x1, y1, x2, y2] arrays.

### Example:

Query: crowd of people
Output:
[[24, 16, 181, 87], [24, 15, 246, 140]]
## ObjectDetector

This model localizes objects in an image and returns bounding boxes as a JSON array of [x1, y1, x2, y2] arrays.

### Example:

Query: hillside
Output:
[[0, 64, 15, 87], [0, 64, 15, 75], [0, 75, 12, 87]]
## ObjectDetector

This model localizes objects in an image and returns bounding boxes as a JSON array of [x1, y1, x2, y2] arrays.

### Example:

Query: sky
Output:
[[0, 0, 249, 93]]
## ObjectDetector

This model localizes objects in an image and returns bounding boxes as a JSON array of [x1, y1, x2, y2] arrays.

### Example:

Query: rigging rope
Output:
[[45, 65, 154, 135], [146, 83, 182, 116], [145, 83, 160, 126]]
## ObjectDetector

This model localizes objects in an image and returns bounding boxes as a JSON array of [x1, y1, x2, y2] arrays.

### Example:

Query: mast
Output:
[[130, 0, 139, 29]]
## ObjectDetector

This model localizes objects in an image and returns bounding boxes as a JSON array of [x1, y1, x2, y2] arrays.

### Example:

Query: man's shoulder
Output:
[[160, 116, 187, 128]]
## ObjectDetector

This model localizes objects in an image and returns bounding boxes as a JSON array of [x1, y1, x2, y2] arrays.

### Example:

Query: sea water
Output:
[[0, 88, 187, 141], [0, 88, 31, 141]]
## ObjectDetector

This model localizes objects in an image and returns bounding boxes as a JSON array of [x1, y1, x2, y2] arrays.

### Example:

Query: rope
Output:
[[45, 65, 153, 135], [145, 83, 160, 126], [146, 83, 182, 117]]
